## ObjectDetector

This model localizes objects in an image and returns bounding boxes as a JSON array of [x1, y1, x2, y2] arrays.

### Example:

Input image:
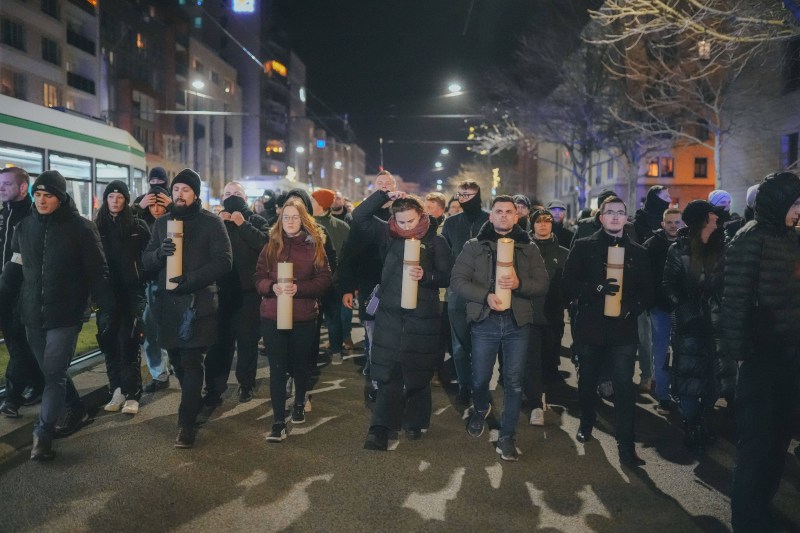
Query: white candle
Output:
[[401, 238, 421, 309], [166, 220, 184, 291], [495, 238, 515, 310], [604, 245, 625, 317], [277, 262, 293, 329]]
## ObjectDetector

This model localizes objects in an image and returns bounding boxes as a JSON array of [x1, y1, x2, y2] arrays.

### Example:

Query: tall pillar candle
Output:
[[277, 262, 294, 330], [604, 245, 625, 317], [166, 220, 184, 291], [494, 238, 515, 311], [401, 238, 421, 310]]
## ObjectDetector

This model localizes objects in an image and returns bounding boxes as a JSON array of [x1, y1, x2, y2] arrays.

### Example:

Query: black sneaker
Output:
[[266, 423, 287, 443], [405, 428, 423, 441], [619, 449, 646, 467], [363, 427, 389, 451], [195, 403, 218, 427], [30, 435, 55, 461], [0, 400, 21, 419], [238, 385, 253, 403], [496, 436, 519, 461], [174, 427, 196, 448], [467, 405, 491, 438], [143, 378, 170, 394], [54, 406, 88, 438], [291, 404, 305, 424], [21, 386, 43, 406]]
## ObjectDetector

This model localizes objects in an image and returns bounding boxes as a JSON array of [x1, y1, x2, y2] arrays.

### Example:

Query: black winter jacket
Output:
[[441, 207, 489, 260], [643, 229, 676, 310], [97, 212, 150, 316], [571, 213, 637, 248], [553, 223, 575, 249], [352, 190, 452, 387], [2, 196, 114, 329], [142, 200, 232, 349], [1, 195, 32, 268], [721, 172, 800, 363], [631, 189, 669, 245], [218, 208, 269, 295], [530, 234, 569, 326], [563, 229, 653, 346]]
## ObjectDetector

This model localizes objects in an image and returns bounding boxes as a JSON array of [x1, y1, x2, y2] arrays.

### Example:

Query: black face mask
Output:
[[223, 195, 248, 213], [460, 191, 483, 217]]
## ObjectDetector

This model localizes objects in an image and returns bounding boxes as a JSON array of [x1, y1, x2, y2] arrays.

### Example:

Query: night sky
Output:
[[287, 1, 595, 188]]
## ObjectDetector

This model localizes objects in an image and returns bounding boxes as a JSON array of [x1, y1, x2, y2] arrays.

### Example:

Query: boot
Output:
[[31, 435, 55, 461], [683, 419, 705, 454]]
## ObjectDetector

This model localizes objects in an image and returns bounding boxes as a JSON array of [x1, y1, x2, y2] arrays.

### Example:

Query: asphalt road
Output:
[[0, 323, 798, 532]]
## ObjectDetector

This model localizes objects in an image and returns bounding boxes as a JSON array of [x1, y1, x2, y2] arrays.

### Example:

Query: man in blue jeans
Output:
[[451, 196, 548, 461], [563, 196, 653, 468]]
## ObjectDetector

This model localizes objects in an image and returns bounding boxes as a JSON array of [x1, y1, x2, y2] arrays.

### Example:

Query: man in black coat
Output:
[[547, 199, 576, 248], [563, 196, 653, 468], [142, 169, 232, 448], [202, 181, 268, 412], [441, 180, 490, 406], [722, 172, 800, 531], [0, 171, 115, 460], [0, 167, 44, 418]]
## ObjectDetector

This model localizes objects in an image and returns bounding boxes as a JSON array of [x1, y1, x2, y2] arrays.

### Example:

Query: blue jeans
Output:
[[448, 289, 472, 389], [637, 312, 652, 380], [143, 283, 168, 382], [323, 292, 343, 354], [26, 325, 82, 439], [340, 303, 353, 341], [471, 313, 530, 439], [650, 307, 671, 402]]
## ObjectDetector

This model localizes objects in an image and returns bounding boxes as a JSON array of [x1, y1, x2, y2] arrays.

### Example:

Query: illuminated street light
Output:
[[354, 177, 361, 184], [334, 160, 343, 169], [436, 184, 443, 191], [434, 161, 443, 169], [447, 82, 462, 95], [295, 146, 305, 153], [436, 179, 443, 185], [440, 148, 450, 155], [192, 79, 205, 90]]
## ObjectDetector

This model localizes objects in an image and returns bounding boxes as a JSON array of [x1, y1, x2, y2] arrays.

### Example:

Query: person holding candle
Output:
[[451, 196, 549, 461], [142, 169, 232, 449], [353, 189, 452, 451], [254, 198, 332, 443], [562, 195, 653, 468]]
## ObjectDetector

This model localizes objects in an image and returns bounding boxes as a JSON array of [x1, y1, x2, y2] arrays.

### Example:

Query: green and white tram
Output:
[[0, 94, 147, 219]]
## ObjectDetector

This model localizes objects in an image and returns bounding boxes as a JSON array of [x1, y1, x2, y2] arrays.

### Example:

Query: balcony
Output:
[[67, 28, 95, 56], [67, 0, 97, 16], [67, 71, 95, 95]]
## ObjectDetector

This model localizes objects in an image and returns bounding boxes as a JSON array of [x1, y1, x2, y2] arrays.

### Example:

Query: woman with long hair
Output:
[[352, 190, 452, 451], [663, 200, 725, 453], [94, 181, 151, 415], [254, 198, 331, 443]]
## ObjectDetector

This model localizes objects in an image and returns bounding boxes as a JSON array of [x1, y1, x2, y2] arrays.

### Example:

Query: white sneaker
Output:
[[104, 387, 125, 412], [331, 352, 343, 365], [121, 400, 139, 415], [529, 407, 545, 426]]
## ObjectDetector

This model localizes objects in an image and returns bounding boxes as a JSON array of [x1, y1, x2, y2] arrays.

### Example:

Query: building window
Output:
[[193, 16, 202, 29], [224, 79, 233, 94], [595, 163, 602, 185], [606, 160, 614, 181], [41, 37, 60, 65], [193, 58, 204, 73], [659, 156, 675, 177], [1, 68, 27, 99], [784, 37, 800, 93], [136, 33, 145, 50], [41, 0, 60, 20], [1, 18, 26, 52], [132, 90, 155, 122], [646, 159, 659, 177], [211, 70, 220, 85], [781, 132, 799, 169], [43, 82, 59, 107], [694, 157, 708, 178]]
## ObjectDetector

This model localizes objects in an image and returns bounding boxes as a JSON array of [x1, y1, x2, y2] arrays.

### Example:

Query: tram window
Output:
[[0, 142, 44, 174], [48, 152, 91, 180], [95, 161, 129, 208], [133, 167, 146, 197], [68, 179, 91, 219]]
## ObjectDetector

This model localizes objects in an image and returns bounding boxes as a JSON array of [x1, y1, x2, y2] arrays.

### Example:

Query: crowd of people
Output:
[[0, 164, 798, 530]]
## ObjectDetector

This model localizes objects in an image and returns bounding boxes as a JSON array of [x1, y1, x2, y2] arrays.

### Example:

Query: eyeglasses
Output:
[[281, 215, 301, 222], [456, 192, 477, 199], [602, 210, 627, 218]]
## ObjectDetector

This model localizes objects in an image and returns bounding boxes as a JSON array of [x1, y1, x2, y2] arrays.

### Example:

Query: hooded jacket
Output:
[[721, 172, 800, 362], [632, 187, 670, 245], [451, 221, 548, 327]]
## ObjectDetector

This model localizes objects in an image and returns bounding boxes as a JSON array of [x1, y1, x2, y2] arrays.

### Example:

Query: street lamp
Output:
[[434, 161, 443, 169], [440, 148, 450, 155], [447, 82, 463, 96], [192, 79, 205, 90], [295, 146, 305, 154], [436, 179, 443, 185], [334, 160, 343, 169]]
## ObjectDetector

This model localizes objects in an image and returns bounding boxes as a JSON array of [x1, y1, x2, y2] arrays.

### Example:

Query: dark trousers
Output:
[[371, 361, 433, 432], [26, 326, 82, 439], [263, 320, 316, 423], [447, 289, 472, 389], [1, 308, 44, 405], [542, 322, 564, 381], [575, 343, 637, 451], [321, 290, 343, 354], [204, 291, 261, 404], [101, 310, 143, 400], [731, 358, 800, 532], [168, 347, 206, 429], [524, 325, 546, 409]]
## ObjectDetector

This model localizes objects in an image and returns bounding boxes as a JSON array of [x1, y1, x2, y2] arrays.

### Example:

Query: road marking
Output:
[[486, 462, 503, 489], [419, 461, 431, 472], [402, 467, 465, 521], [290, 416, 339, 435]]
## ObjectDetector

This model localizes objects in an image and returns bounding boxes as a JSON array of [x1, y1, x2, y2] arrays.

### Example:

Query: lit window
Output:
[[694, 157, 708, 178], [193, 16, 202, 29], [646, 160, 659, 177], [660, 157, 674, 177], [136, 33, 145, 49], [43, 82, 59, 107]]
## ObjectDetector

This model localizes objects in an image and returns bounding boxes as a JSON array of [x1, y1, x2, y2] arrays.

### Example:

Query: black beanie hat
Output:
[[148, 184, 169, 197], [103, 180, 130, 204], [513, 194, 531, 209], [148, 166, 168, 185], [32, 170, 67, 203], [530, 208, 554, 224], [681, 200, 715, 231], [171, 168, 201, 197]]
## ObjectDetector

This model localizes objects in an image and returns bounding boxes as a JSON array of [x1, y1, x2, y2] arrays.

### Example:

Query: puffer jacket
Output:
[[662, 230, 723, 398], [451, 222, 548, 327], [97, 212, 150, 316], [722, 172, 800, 363]]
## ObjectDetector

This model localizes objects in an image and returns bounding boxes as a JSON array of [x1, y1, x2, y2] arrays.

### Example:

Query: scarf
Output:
[[388, 213, 431, 240]]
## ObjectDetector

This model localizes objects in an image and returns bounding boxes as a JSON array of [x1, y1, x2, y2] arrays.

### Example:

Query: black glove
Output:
[[169, 275, 190, 294], [158, 237, 176, 259], [596, 278, 620, 296]]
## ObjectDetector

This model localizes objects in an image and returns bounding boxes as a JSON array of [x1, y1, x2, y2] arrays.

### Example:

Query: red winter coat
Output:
[[254, 231, 331, 322]]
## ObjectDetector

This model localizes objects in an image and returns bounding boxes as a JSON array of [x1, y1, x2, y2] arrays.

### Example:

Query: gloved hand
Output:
[[169, 275, 190, 294], [158, 237, 176, 259], [596, 278, 620, 296]]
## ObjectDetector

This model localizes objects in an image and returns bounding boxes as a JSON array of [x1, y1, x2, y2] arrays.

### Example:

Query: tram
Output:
[[0, 94, 147, 218]]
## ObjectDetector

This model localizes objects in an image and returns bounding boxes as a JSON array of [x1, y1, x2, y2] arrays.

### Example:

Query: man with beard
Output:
[[330, 190, 352, 224], [513, 195, 532, 232], [546, 199, 575, 248], [142, 169, 232, 448], [201, 181, 268, 415], [442, 180, 489, 406], [0, 167, 44, 418]]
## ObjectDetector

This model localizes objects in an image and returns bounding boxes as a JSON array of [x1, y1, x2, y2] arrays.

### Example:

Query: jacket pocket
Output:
[[194, 286, 219, 319]]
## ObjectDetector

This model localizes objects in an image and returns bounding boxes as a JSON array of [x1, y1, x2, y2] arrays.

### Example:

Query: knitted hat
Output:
[[32, 170, 67, 203], [547, 199, 567, 211], [745, 183, 760, 209], [148, 184, 169, 197], [513, 194, 531, 209], [530, 208, 554, 224], [708, 189, 732, 209], [171, 168, 201, 197], [148, 166, 168, 186], [311, 188, 336, 210], [681, 200, 715, 231], [103, 180, 130, 204]]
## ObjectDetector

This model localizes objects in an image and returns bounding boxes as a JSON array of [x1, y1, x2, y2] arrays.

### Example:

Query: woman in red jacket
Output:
[[254, 198, 332, 442]]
